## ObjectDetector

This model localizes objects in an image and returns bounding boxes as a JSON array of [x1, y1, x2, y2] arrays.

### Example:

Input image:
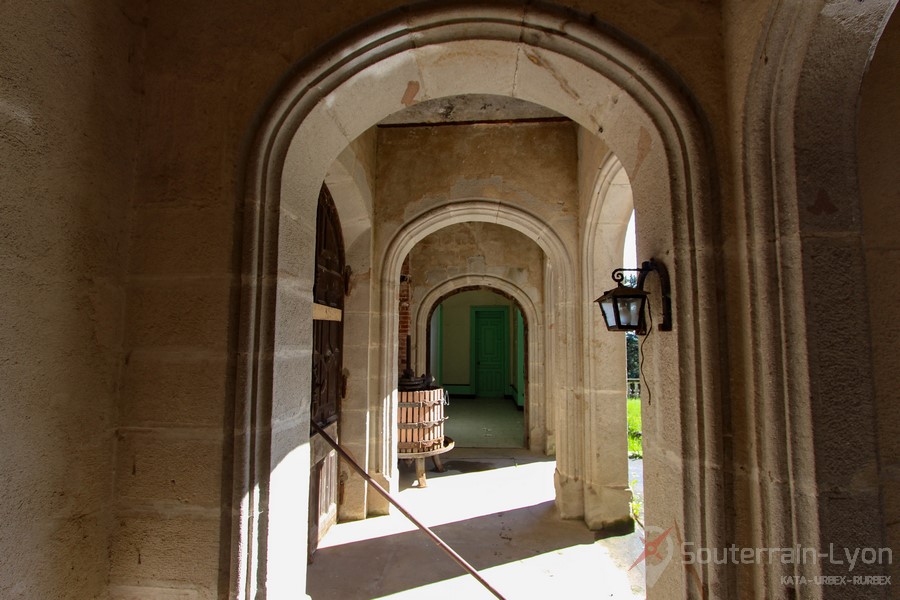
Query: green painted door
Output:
[[472, 307, 508, 398]]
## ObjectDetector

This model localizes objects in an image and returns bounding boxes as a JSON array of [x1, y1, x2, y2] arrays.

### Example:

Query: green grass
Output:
[[627, 397, 642, 459]]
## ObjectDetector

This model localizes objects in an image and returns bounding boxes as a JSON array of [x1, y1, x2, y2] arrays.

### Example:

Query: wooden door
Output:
[[309, 184, 345, 561], [471, 307, 508, 398]]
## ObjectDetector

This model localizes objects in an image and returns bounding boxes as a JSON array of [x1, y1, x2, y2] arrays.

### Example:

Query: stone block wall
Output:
[[4, 1, 898, 599], [0, 2, 143, 598], [859, 10, 900, 592]]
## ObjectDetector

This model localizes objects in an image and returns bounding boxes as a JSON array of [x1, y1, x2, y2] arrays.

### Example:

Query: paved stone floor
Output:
[[444, 396, 524, 448], [307, 448, 646, 599]]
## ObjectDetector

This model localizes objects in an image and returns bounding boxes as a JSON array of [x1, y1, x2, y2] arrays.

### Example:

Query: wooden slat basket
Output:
[[397, 388, 448, 454]]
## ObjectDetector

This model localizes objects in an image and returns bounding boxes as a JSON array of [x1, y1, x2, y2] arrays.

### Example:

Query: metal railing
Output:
[[627, 378, 641, 398]]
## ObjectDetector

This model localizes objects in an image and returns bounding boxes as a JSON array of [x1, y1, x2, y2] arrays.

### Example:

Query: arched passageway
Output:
[[235, 3, 723, 598], [385, 200, 572, 469], [5, 2, 899, 600], [424, 286, 529, 449], [418, 276, 544, 451]]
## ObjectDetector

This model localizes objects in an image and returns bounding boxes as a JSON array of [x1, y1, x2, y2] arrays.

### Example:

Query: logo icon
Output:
[[629, 524, 677, 587]]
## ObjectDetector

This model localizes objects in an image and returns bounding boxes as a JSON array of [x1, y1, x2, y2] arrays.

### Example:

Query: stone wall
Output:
[[407, 221, 544, 382], [5, 1, 898, 599], [374, 121, 579, 250], [0, 1, 143, 598], [110, 3, 728, 592], [859, 9, 900, 593]]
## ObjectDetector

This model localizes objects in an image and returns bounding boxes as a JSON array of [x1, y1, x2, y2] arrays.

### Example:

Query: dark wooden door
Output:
[[309, 184, 345, 561], [311, 185, 345, 427]]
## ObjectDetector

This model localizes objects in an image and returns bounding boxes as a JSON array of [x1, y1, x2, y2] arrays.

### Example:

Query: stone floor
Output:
[[444, 396, 524, 448], [306, 448, 646, 599]]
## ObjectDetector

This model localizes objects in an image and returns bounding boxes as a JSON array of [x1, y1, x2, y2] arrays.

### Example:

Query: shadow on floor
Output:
[[396, 448, 552, 491], [308, 500, 601, 599], [308, 453, 644, 599]]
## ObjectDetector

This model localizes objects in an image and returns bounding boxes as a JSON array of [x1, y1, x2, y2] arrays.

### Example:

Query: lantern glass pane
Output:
[[600, 298, 618, 328], [616, 298, 632, 326], [623, 298, 643, 327]]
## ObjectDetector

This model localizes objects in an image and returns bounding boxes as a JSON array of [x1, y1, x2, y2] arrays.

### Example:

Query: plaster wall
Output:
[[858, 9, 900, 593], [0, 2, 143, 599]]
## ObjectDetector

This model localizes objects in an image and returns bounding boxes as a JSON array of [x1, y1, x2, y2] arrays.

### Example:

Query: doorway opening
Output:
[[235, 4, 724, 597], [428, 288, 526, 449], [621, 210, 644, 525]]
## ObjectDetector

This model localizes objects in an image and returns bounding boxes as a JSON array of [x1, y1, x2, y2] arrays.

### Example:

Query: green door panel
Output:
[[472, 307, 508, 398]]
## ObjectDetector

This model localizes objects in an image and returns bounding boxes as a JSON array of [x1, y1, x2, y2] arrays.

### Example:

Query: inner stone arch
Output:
[[581, 151, 636, 531], [415, 274, 545, 451], [378, 200, 575, 508]]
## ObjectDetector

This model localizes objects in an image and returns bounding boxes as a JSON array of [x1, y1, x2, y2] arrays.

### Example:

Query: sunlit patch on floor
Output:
[[307, 448, 645, 599]]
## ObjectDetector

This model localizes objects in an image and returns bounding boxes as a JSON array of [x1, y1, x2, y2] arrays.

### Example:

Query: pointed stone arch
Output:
[[413, 274, 544, 452], [731, 1, 897, 595], [377, 200, 572, 506], [233, 3, 722, 597]]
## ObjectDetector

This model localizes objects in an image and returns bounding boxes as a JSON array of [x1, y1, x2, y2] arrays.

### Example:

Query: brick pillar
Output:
[[398, 256, 411, 375]]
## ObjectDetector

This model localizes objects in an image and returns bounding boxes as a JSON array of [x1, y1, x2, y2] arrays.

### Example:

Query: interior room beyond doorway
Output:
[[432, 289, 526, 448]]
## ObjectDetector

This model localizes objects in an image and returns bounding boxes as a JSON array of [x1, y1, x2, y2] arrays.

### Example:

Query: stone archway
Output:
[[321, 145, 376, 522], [581, 153, 635, 531], [729, 1, 898, 596], [414, 274, 545, 452], [376, 199, 580, 517], [233, 3, 721, 598]]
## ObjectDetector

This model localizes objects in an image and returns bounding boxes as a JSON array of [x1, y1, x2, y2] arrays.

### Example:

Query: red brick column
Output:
[[398, 256, 411, 375]]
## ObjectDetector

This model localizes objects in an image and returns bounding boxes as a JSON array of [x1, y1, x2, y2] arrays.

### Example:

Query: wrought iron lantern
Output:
[[595, 259, 672, 334]]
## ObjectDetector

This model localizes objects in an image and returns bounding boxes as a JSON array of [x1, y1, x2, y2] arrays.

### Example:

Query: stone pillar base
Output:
[[337, 467, 368, 522], [554, 468, 585, 519], [366, 472, 392, 516], [583, 483, 632, 531]]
